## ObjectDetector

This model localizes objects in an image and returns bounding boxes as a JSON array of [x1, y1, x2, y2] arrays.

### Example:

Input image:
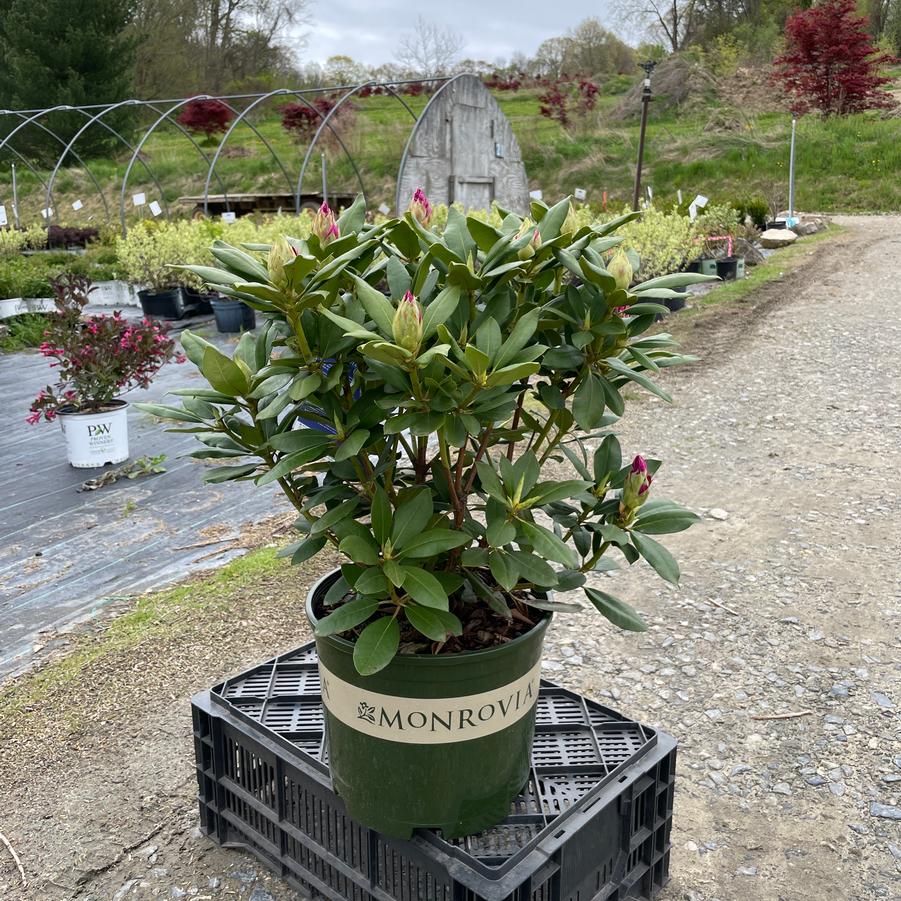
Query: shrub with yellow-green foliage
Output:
[[116, 213, 315, 291], [0, 224, 47, 257], [619, 207, 700, 278]]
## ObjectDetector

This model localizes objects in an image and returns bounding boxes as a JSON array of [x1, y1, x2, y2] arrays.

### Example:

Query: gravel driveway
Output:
[[0, 217, 898, 901]]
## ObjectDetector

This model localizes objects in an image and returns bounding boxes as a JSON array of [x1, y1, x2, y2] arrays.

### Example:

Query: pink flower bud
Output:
[[311, 202, 340, 244], [408, 188, 432, 227], [621, 455, 653, 513]]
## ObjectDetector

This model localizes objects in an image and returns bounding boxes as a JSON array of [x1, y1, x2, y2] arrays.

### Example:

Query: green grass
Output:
[[0, 546, 287, 716], [0, 311, 49, 351], [2, 83, 900, 226]]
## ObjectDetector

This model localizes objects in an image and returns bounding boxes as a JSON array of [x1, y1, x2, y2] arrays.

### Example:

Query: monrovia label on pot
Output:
[[318, 659, 543, 744]]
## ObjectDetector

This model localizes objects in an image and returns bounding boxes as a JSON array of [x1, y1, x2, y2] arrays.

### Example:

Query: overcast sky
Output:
[[298, 0, 623, 67]]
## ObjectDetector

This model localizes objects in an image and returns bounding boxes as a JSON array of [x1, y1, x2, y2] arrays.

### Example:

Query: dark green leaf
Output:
[[573, 373, 605, 430], [522, 596, 583, 613], [371, 485, 392, 546], [334, 429, 370, 462], [405, 604, 463, 642], [200, 346, 247, 397], [518, 521, 579, 569], [315, 596, 380, 637], [605, 356, 672, 402], [339, 535, 380, 566], [421, 285, 462, 339], [489, 550, 519, 591], [593, 435, 621, 482], [633, 502, 701, 535], [353, 275, 394, 335], [275, 534, 327, 564], [310, 498, 360, 535], [509, 551, 558, 587], [631, 531, 681, 584], [133, 403, 202, 423], [584, 587, 648, 631], [400, 566, 449, 610], [383, 559, 405, 587], [203, 463, 258, 483], [390, 490, 433, 548], [397, 528, 471, 559], [353, 615, 400, 675], [355, 567, 389, 596]]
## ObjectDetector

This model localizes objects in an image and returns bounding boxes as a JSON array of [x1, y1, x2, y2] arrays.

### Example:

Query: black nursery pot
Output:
[[183, 288, 215, 315], [716, 257, 740, 281], [138, 287, 188, 320], [211, 298, 255, 333]]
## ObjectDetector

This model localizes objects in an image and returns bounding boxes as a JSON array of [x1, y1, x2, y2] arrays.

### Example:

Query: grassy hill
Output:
[[2, 70, 901, 228]]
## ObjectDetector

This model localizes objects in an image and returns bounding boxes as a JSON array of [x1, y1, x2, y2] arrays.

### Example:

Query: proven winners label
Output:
[[319, 660, 542, 745]]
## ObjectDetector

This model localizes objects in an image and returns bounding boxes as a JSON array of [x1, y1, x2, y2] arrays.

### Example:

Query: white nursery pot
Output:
[[58, 401, 130, 468]]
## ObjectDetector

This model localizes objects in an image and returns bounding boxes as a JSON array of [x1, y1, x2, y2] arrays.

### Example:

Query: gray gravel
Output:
[[539, 215, 901, 900]]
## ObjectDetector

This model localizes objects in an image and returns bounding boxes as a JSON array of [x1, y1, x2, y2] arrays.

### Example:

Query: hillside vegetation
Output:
[[2, 66, 901, 226]]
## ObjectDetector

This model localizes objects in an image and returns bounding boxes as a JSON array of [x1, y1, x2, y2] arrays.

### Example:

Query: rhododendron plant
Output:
[[28, 275, 183, 423], [141, 192, 708, 674]]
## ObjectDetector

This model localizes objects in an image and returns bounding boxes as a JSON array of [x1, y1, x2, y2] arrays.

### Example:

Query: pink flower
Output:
[[26, 411, 41, 425]]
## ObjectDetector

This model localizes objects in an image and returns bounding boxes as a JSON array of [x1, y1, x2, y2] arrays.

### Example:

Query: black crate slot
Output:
[[196, 641, 676, 901]]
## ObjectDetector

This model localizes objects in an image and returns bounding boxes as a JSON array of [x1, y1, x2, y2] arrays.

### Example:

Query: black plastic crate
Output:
[[193, 642, 677, 901]]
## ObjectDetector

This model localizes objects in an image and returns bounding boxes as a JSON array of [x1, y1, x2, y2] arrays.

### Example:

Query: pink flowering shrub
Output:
[[27, 275, 184, 423]]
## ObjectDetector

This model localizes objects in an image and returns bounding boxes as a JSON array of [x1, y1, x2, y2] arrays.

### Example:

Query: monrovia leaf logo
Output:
[[357, 700, 376, 723]]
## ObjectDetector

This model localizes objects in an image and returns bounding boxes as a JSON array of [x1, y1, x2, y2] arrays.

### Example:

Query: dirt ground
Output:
[[0, 217, 899, 901]]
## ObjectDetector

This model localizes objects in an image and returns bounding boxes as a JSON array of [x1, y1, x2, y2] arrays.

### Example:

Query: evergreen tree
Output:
[[0, 0, 137, 163]]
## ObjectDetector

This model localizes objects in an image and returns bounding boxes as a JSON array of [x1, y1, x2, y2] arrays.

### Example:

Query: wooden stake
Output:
[[0, 829, 26, 888]]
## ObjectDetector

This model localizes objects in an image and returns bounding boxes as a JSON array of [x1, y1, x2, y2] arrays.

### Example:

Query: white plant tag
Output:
[[72, 199, 84, 211], [148, 200, 162, 217], [574, 187, 587, 201], [132, 192, 146, 206], [221, 211, 236, 223]]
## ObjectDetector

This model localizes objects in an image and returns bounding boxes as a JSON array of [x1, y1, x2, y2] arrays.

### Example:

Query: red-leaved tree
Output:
[[773, 0, 897, 116], [175, 99, 235, 140]]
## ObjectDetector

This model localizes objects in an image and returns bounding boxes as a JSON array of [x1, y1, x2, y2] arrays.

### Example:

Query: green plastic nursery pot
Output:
[[306, 568, 551, 840], [697, 257, 718, 277]]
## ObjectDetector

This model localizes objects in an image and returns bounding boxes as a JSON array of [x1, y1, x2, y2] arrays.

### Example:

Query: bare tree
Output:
[[532, 36, 571, 79], [199, 0, 309, 90], [616, 0, 698, 53], [563, 18, 635, 75], [397, 16, 466, 79]]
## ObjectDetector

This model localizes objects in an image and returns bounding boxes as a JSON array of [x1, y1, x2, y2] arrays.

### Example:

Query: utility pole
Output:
[[788, 116, 797, 225], [11, 163, 20, 228], [632, 61, 657, 213]]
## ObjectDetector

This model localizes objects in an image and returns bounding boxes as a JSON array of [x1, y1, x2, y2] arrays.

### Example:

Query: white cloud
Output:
[[293, 0, 622, 67]]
